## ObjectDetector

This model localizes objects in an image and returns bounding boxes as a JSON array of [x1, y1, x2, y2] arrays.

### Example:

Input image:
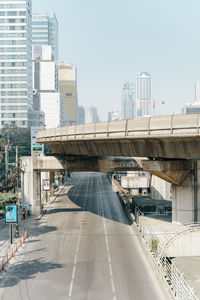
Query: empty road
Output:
[[0, 172, 170, 300]]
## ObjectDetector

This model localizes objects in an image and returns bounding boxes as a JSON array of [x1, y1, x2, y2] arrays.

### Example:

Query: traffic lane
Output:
[[0, 182, 89, 300], [98, 175, 168, 299], [68, 173, 168, 300], [67, 173, 129, 225]]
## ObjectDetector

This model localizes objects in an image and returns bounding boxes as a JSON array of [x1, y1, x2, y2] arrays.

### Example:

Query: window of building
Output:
[[8, 91, 18, 96], [8, 84, 18, 88], [8, 55, 18, 59], [8, 33, 17, 37], [20, 106, 27, 110], [8, 98, 18, 103], [7, 11, 17, 16], [20, 113, 27, 118], [8, 106, 17, 110], [1, 99, 6, 103], [20, 91, 27, 96], [8, 113, 17, 118], [1, 113, 6, 118], [1, 106, 6, 110], [7, 47, 18, 52]]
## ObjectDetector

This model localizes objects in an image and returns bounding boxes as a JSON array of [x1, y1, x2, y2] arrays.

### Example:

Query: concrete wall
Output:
[[166, 230, 200, 257], [151, 175, 171, 200], [172, 161, 200, 223]]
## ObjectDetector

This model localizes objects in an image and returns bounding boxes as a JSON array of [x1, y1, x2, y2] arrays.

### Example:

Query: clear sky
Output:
[[33, 0, 200, 120]]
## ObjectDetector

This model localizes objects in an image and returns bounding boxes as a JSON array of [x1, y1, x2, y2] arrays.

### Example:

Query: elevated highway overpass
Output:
[[37, 114, 200, 159], [21, 114, 200, 224]]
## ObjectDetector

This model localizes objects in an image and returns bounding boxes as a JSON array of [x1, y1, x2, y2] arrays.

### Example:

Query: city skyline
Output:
[[32, 0, 200, 121]]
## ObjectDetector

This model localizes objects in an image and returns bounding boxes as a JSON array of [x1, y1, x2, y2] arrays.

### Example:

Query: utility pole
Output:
[[15, 145, 18, 192], [5, 144, 8, 192]]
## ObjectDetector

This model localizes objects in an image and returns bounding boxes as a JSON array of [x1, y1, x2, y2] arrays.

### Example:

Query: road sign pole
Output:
[[10, 223, 13, 244]]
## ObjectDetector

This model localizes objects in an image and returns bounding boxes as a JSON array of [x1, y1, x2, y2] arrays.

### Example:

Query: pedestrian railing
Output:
[[134, 207, 199, 300]]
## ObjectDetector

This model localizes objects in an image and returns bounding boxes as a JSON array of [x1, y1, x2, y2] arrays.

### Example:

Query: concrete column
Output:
[[50, 172, 55, 197], [33, 170, 41, 215], [172, 160, 200, 224], [41, 172, 50, 206], [21, 157, 41, 216]]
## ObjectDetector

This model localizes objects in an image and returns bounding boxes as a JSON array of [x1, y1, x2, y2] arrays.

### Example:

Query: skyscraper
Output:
[[121, 82, 135, 119], [32, 45, 63, 129], [32, 12, 58, 61], [58, 61, 78, 126], [0, 0, 41, 128], [136, 72, 151, 116], [85, 106, 99, 123]]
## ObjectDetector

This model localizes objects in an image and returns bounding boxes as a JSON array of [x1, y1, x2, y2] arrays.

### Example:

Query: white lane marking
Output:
[[111, 277, 116, 293], [109, 263, 113, 276], [68, 280, 74, 298], [99, 176, 117, 300]]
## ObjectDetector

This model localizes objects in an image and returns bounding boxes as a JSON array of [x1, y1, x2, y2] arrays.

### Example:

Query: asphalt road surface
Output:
[[0, 172, 171, 300]]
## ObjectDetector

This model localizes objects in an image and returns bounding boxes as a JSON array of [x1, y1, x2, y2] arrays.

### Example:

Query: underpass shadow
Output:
[[66, 176, 130, 225], [0, 258, 63, 288]]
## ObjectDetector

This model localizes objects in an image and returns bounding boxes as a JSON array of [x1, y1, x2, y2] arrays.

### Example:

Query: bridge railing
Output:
[[134, 207, 199, 300], [37, 113, 200, 142]]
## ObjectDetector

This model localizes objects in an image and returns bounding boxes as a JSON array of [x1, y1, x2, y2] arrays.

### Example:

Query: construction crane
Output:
[[151, 99, 165, 116]]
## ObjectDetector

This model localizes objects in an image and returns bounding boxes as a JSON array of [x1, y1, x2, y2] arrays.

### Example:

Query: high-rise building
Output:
[[121, 82, 135, 119], [32, 45, 63, 129], [182, 82, 200, 115], [32, 12, 58, 61], [58, 61, 78, 126], [78, 105, 85, 124], [136, 72, 151, 116], [108, 111, 121, 121], [85, 106, 99, 123], [0, 0, 42, 128]]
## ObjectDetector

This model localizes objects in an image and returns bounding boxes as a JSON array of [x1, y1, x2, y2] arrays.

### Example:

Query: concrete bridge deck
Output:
[[37, 114, 200, 159]]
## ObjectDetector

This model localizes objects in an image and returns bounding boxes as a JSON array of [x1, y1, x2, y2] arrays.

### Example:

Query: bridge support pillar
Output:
[[172, 160, 200, 224], [21, 157, 41, 215]]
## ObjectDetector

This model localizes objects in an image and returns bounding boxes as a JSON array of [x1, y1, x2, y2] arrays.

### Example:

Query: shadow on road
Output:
[[0, 258, 63, 288], [46, 208, 82, 214], [65, 173, 130, 225], [31, 225, 57, 236]]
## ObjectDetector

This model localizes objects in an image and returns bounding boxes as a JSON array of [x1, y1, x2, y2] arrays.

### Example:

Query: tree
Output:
[[0, 126, 31, 173], [0, 192, 18, 218]]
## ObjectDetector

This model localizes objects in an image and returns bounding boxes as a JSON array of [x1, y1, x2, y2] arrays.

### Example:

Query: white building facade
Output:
[[32, 45, 63, 129], [136, 72, 151, 117], [121, 82, 135, 119], [0, 0, 41, 128]]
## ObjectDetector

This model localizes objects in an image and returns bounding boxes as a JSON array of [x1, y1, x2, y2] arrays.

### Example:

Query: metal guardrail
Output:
[[134, 207, 199, 300]]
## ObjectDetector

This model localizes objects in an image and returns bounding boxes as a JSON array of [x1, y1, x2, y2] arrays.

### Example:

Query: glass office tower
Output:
[[32, 12, 58, 61]]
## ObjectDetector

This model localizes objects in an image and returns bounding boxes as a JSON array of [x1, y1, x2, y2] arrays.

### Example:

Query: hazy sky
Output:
[[33, 0, 200, 120]]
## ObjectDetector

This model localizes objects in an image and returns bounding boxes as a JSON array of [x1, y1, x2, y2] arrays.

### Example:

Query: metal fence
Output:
[[134, 207, 199, 300]]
